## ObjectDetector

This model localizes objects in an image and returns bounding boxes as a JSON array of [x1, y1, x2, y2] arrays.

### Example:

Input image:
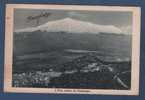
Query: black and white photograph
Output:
[[4, 4, 140, 95]]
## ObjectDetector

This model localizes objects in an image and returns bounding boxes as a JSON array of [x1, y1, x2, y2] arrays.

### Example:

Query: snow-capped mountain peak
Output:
[[15, 17, 122, 34]]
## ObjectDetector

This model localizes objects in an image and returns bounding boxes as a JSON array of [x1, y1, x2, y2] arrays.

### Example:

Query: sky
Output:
[[14, 9, 133, 34]]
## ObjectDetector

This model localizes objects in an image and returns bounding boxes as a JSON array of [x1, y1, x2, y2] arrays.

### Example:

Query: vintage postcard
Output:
[[4, 4, 140, 95]]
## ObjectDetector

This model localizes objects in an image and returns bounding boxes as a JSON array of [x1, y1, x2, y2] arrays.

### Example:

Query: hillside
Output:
[[14, 31, 131, 57]]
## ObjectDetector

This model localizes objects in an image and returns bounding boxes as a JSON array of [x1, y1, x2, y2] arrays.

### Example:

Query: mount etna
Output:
[[12, 18, 131, 89]]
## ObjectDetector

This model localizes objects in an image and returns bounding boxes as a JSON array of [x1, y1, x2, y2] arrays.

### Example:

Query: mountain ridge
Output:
[[15, 17, 123, 34]]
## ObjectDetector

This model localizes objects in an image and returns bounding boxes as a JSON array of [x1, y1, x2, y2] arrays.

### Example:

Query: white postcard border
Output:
[[4, 4, 141, 95]]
